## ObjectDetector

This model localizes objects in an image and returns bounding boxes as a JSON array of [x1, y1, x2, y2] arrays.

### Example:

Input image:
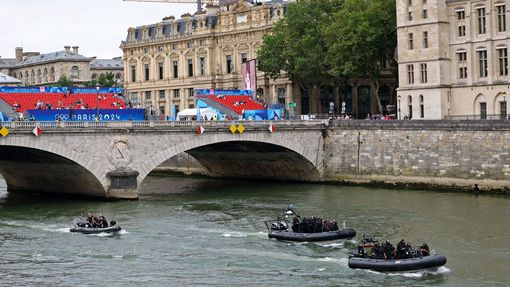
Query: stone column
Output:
[[106, 169, 139, 199]]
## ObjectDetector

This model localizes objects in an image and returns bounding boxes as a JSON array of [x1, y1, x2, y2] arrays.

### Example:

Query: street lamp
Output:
[[397, 95, 402, 120], [95, 83, 100, 121]]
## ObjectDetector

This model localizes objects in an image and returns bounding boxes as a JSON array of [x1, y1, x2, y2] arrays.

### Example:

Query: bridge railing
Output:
[[0, 119, 328, 130]]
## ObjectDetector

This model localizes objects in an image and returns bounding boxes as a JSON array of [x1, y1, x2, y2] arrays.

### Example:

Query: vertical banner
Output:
[[242, 59, 257, 96]]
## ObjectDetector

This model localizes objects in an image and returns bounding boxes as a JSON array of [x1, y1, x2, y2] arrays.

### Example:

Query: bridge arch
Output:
[[138, 133, 324, 184], [0, 142, 106, 197]]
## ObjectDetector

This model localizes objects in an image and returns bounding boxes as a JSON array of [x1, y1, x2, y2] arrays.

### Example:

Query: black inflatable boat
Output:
[[265, 204, 356, 242], [348, 254, 447, 272], [70, 225, 121, 234], [268, 228, 356, 242]]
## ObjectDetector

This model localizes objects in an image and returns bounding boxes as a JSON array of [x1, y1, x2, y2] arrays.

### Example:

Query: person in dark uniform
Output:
[[383, 240, 396, 260], [371, 242, 384, 259], [420, 243, 430, 256], [396, 239, 408, 259]]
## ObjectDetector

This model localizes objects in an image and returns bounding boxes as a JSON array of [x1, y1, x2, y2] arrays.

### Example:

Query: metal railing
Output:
[[0, 119, 328, 131], [444, 114, 509, 120]]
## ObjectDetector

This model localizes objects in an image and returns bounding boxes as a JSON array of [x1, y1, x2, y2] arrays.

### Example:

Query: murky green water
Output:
[[0, 175, 509, 286]]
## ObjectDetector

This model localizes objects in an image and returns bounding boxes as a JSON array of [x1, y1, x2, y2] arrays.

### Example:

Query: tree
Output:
[[326, 0, 397, 115], [83, 72, 118, 87], [56, 75, 73, 87], [257, 0, 344, 113]]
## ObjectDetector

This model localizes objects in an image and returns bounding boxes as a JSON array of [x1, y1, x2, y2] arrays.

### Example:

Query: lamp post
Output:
[[95, 83, 100, 121], [397, 95, 402, 120]]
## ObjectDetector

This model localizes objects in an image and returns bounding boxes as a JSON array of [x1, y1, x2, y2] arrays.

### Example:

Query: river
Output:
[[0, 174, 509, 286]]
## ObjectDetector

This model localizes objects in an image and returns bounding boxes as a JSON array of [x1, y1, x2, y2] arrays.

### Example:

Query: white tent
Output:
[[177, 107, 217, 120]]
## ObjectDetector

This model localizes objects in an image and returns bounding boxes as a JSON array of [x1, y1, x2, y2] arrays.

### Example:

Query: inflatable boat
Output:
[[268, 228, 356, 242], [70, 225, 121, 234], [265, 204, 356, 242], [348, 254, 447, 272]]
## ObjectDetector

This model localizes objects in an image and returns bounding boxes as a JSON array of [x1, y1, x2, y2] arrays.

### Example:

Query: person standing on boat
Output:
[[383, 240, 396, 260], [397, 239, 408, 259]]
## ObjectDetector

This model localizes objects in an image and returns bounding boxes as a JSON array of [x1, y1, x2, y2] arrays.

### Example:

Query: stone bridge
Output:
[[0, 120, 327, 199]]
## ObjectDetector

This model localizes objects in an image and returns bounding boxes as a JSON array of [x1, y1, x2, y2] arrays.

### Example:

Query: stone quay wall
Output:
[[323, 120, 510, 192]]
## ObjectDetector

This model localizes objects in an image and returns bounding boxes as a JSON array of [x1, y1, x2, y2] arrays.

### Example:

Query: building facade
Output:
[[0, 46, 123, 87], [121, 0, 396, 118], [397, 0, 510, 119]]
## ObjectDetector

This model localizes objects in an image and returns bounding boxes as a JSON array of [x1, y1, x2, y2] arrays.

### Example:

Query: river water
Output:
[[0, 174, 509, 287]]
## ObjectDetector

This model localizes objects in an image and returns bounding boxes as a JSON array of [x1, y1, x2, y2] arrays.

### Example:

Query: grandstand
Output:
[[0, 92, 125, 113], [206, 95, 264, 115]]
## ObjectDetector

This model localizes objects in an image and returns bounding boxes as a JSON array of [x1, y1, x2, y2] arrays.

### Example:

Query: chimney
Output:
[[64, 46, 71, 53], [72, 46, 79, 55], [15, 47, 23, 64]]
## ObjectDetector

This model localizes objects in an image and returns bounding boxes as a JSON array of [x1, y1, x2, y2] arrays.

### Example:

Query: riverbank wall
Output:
[[323, 120, 510, 193]]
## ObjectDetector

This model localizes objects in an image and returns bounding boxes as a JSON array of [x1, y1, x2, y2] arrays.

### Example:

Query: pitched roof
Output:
[[0, 72, 22, 84], [90, 58, 123, 70], [15, 50, 91, 67], [0, 58, 16, 68]]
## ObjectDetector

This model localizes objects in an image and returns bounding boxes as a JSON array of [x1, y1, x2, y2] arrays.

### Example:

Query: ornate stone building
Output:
[[0, 46, 123, 87], [397, 0, 510, 119], [121, 0, 396, 118]]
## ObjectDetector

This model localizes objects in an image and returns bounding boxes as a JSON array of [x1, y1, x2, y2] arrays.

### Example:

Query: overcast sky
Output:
[[0, 0, 193, 59]]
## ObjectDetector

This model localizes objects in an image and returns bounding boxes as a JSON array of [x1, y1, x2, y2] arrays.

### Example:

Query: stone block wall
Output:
[[323, 120, 510, 191]]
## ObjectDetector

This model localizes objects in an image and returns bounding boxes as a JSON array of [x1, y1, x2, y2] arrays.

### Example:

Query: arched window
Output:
[[92, 73, 98, 80], [37, 69, 42, 84], [71, 66, 79, 80], [50, 67, 55, 82], [44, 68, 48, 83], [31, 70, 35, 85]]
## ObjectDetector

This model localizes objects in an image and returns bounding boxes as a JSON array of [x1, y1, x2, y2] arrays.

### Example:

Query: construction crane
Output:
[[123, 0, 240, 13]]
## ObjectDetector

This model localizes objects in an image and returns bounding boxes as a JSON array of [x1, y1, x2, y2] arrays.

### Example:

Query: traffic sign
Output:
[[288, 102, 297, 108]]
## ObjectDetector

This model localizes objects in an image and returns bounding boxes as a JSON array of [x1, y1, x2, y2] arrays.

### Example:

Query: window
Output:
[[408, 33, 413, 50], [144, 48, 148, 53], [159, 105, 165, 115], [131, 65, 136, 82], [172, 43, 177, 50], [420, 63, 428, 83], [188, 59, 193, 77], [498, 48, 508, 76], [497, 4, 506, 32], [241, 53, 248, 63], [188, 88, 194, 98], [145, 91, 151, 100], [159, 90, 165, 99], [458, 24, 466, 37], [187, 41, 193, 48], [173, 60, 178, 79], [423, 31, 428, 48], [501, 100, 508, 119], [144, 64, 150, 81], [478, 49, 488, 77], [199, 57, 205, 75], [477, 7, 486, 34], [458, 51, 468, 79], [277, 87, 286, 106], [457, 10, 465, 20], [199, 39, 205, 46], [408, 11, 413, 21], [226, 55, 232, 74], [70, 66, 79, 80], [408, 96, 413, 119], [419, 95, 424, 118], [422, 9, 427, 19], [158, 46, 164, 52], [158, 62, 164, 80], [407, 64, 414, 84], [174, 89, 180, 99], [480, 102, 487, 119]]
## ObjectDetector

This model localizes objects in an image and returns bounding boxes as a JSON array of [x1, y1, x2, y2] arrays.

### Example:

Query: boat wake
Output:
[[364, 265, 451, 277]]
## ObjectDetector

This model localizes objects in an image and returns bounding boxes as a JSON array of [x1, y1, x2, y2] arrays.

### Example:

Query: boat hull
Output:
[[268, 228, 356, 242], [70, 226, 121, 234], [348, 255, 447, 272]]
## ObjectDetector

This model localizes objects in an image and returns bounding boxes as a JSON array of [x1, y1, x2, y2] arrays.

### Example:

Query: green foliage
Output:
[[258, 0, 344, 86], [326, 0, 397, 80], [56, 75, 73, 87], [83, 72, 119, 88]]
